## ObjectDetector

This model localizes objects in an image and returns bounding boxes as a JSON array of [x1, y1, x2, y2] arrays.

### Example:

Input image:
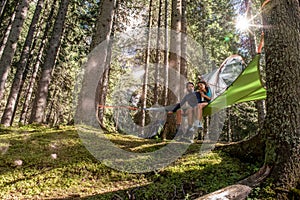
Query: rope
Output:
[[256, 0, 269, 53], [98, 104, 139, 111], [98, 104, 169, 112], [144, 107, 167, 112], [262, 0, 270, 8], [257, 32, 264, 54]]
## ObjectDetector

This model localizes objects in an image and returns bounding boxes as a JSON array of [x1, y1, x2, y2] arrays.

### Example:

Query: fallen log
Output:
[[195, 184, 252, 200], [195, 165, 271, 200]]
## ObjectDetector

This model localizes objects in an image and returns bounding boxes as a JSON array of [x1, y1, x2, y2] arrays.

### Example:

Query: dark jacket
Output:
[[172, 92, 199, 112]]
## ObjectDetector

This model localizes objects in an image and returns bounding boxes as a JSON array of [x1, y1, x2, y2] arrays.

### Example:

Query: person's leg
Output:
[[192, 106, 200, 128], [185, 108, 196, 142], [176, 110, 183, 126], [175, 109, 187, 133], [198, 102, 208, 121], [187, 108, 194, 127], [193, 106, 198, 121]]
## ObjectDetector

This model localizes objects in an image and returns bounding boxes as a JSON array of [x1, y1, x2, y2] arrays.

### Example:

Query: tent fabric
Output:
[[202, 55, 246, 101], [203, 54, 267, 117]]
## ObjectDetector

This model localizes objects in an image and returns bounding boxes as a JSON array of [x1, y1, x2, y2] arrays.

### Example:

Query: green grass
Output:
[[0, 125, 259, 199]]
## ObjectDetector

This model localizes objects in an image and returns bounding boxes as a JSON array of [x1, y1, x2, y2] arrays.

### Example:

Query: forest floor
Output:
[[0, 125, 264, 200]]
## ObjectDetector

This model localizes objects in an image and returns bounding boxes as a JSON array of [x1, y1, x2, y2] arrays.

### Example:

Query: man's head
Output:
[[186, 82, 194, 93]]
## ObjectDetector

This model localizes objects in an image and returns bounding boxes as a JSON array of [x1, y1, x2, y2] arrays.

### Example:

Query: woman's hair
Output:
[[197, 80, 210, 91], [197, 80, 208, 87]]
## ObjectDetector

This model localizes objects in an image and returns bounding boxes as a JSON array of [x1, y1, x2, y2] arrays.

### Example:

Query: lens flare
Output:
[[236, 16, 250, 32]]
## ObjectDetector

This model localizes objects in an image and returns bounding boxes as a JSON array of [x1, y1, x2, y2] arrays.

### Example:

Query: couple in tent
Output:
[[168, 80, 212, 134]]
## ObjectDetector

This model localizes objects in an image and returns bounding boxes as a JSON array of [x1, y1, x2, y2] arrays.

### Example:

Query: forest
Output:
[[0, 0, 299, 199]]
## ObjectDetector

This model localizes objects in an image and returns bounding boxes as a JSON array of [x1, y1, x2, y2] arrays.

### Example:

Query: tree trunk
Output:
[[97, 65, 111, 126], [180, 0, 187, 99], [0, 0, 16, 58], [29, 0, 69, 124], [0, 0, 7, 19], [96, 13, 116, 127], [261, 0, 300, 198], [154, 0, 162, 105], [92, 0, 116, 127], [19, 55, 40, 124], [227, 108, 232, 142], [1, 0, 44, 126], [90, 0, 116, 51], [256, 100, 266, 128], [169, 0, 181, 96], [0, 0, 29, 100], [95, 0, 118, 127], [19, 0, 56, 124], [76, 0, 116, 128], [11, 1, 49, 125], [0, 10, 15, 61], [141, 0, 153, 132], [163, 0, 169, 107], [45, 90, 57, 124], [162, 0, 181, 140]]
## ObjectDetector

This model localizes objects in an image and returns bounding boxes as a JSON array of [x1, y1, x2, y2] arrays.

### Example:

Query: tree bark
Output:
[[163, 0, 169, 107], [261, 0, 300, 198], [0, 10, 15, 60], [0, 0, 7, 19], [162, 0, 181, 140], [76, 0, 116, 128], [29, 0, 69, 124], [90, 0, 116, 51], [97, 66, 111, 126], [92, 0, 116, 127], [255, 100, 266, 128], [141, 0, 153, 132], [19, 53, 41, 124], [154, 0, 163, 105], [0, 0, 29, 100], [19, 0, 56, 124], [1, 0, 44, 126], [45, 89, 57, 124], [169, 0, 181, 97], [180, 0, 187, 99]]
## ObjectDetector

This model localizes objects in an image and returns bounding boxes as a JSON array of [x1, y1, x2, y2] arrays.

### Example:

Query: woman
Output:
[[195, 81, 211, 128]]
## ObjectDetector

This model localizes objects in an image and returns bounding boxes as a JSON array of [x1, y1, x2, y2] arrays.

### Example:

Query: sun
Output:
[[236, 15, 250, 32]]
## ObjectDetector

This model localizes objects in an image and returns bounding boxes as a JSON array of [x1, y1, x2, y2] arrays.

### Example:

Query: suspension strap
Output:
[[98, 104, 139, 111]]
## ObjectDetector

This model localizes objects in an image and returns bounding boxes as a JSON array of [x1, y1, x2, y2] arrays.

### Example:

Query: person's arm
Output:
[[171, 103, 181, 113], [200, 91, 211, 101], [195, 91, 201, 102]]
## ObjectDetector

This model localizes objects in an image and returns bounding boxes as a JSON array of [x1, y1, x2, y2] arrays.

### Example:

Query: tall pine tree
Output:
[[29, 0, 70, 123]]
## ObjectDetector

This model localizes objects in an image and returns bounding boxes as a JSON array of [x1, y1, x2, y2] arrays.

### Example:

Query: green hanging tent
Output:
[[203, 54, 267, 117]]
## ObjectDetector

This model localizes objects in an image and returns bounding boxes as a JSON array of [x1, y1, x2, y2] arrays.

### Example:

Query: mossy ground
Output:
[[0, 125, 261, 199]]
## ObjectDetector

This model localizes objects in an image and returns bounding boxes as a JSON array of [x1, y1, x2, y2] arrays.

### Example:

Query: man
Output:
[[169, 82, 199, 132]]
